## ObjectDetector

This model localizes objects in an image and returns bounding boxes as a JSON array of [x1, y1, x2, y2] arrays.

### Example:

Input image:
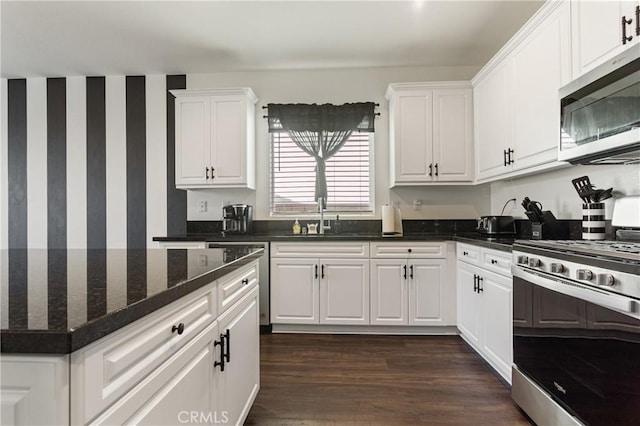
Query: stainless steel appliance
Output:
[[476, 215, 516, 236], [208, 241, 270, 329], [559, 47, 640, 165], [222, 204, 253, 234], [511, 237, 640, 425]]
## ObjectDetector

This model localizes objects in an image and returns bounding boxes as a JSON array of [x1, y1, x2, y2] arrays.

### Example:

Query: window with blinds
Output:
[[271, 132, 373, 214]]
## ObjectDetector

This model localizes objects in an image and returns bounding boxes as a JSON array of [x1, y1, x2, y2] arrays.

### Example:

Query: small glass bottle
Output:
[[334, 215, 342, 234], [293, 219, 301, 235]]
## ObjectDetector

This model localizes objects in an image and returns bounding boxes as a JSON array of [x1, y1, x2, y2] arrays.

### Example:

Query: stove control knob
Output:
[[577, 269, 594, 281], [517, 255, 529, 265], [551, 263, 565, 273], [597, 274, 615, 286], [528, 258, 542, 268]]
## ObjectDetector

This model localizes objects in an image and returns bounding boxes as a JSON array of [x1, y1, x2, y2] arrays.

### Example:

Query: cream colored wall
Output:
[[185, 65, 493, 221], [491, 165, 640, 220]]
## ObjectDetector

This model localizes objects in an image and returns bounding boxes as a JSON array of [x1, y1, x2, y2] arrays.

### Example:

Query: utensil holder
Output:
[[582, 202, 606, 240]]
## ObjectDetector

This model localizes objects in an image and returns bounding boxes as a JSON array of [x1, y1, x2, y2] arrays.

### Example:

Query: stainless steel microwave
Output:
[[559, 48, 639, 164]]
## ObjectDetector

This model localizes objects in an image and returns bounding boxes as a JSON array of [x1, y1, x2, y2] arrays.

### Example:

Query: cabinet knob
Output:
[[463, 251, 468, 256], [491, 259, 497, 264], [171, 323, 185, 335], [408, 248, 412, 253]]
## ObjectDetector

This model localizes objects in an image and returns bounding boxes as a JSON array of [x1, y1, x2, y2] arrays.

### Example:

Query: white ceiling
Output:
[[1, 0, 544, 78]]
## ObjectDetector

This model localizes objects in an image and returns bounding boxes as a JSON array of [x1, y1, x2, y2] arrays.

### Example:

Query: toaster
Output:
[[476, 216, 516, 236]]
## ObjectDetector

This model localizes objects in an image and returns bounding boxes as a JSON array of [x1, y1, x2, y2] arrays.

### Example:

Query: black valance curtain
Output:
[[267, 102, 376, 133], [267, 102, 375, 207]]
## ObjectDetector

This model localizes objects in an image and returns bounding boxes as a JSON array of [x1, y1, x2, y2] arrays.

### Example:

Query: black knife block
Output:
[[529, 211, 569, 240]]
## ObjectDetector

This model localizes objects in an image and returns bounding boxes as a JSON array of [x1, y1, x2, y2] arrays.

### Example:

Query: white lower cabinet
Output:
[[270, 241, 453, 329], [370, 258, 448, 326], [270, 252, 369, 325], [457, 243, 512, 383], [0, 355, 69, 426], [270, 258, 319, 324], [217, 286, 260, 426], [0, 260, 261, 426], [91, 320, 219, 425]]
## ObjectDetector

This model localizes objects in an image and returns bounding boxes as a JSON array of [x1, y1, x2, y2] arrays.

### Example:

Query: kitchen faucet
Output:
[[317, 197, 331, 234]]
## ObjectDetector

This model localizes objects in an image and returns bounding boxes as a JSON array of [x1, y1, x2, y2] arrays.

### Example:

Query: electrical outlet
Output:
[[198, 201, 207, 213], [413, 199, 422, 211]]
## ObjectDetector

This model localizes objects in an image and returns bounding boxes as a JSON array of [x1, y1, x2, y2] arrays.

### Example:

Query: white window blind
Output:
[[271, 132, 372, 214]]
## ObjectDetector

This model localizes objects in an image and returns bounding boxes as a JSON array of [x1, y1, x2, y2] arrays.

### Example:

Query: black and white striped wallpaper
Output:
[[1, 75, 187, 328], [1, 74, 186, 251]]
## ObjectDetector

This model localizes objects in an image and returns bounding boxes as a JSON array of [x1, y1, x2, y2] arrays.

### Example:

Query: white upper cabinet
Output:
[[172, 88, 257, 189], [572, 0, 640, 78], [474, 60, 512, 181], [511, 0, 571, 171], [473, 1, 571, 183], [387, 82, 473, 186]]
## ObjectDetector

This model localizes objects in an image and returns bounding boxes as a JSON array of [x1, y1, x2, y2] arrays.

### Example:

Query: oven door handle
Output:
[[512, 266, 640, 319]]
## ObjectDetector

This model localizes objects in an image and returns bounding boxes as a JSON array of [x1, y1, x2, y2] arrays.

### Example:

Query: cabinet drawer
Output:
[[370, 242, 446, 258], [218, 260, 259, 314], [480, 248, 512, 277], [457, 243, 480, 265], [271, 242, 369, 258], [71, 285, 217, 424]]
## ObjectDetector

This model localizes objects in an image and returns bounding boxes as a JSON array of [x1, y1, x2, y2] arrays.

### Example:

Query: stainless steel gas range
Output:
[[511, 238, 640, 425]]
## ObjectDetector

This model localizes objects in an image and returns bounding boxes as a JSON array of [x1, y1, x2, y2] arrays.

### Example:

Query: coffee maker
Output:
[[222, 204, 253, 234]]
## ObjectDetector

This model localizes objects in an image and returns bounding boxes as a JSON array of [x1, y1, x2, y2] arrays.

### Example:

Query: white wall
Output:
[[185, 65, 493, 221], [491, 164, 640, 220]]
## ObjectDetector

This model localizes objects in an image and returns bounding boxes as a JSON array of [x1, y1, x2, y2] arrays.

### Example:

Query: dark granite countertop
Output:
[[153, 232, 514, 252], [1, 246, 264, 354]]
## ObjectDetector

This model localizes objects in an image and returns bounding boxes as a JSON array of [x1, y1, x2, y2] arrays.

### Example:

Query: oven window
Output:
[[513, 277, 640, 425]]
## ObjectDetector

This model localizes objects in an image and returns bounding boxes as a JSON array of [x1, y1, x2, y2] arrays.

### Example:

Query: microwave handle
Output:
[[512, 266, 640, 319]]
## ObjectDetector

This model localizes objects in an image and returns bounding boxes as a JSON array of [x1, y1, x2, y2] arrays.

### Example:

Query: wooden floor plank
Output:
[[245, 334, 531, 425]]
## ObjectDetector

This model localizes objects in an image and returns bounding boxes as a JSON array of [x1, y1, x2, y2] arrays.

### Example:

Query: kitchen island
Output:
[[0, 246, 263, 425]]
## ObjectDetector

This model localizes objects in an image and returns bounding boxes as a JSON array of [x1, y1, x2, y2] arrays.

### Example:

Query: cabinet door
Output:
[[370, 259, 408, 325], [409, 259, 448, 326], [0, 356, 69, 426], [474, 60, 511, 180], [270, 258, 319, 324], [175, 96, 211, 186], [319, 259, 370, 325], [511, 1, 571, 171], [432, 89, 473, 182], [572, 0, 639, 77], [456, 262, 481, 347], [480, 272, 513, 383], [391, 91, 434, 184], [210, 97, 247, 185], [217, 288, 260, 426], [93, 321, 218, 425]]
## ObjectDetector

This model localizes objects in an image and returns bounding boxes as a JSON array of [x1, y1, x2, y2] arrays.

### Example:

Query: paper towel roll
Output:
[[382, 204, 396, 234]]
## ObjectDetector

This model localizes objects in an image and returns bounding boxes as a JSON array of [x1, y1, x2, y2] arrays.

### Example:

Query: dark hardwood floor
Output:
[[245, 334, 531, 425]]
